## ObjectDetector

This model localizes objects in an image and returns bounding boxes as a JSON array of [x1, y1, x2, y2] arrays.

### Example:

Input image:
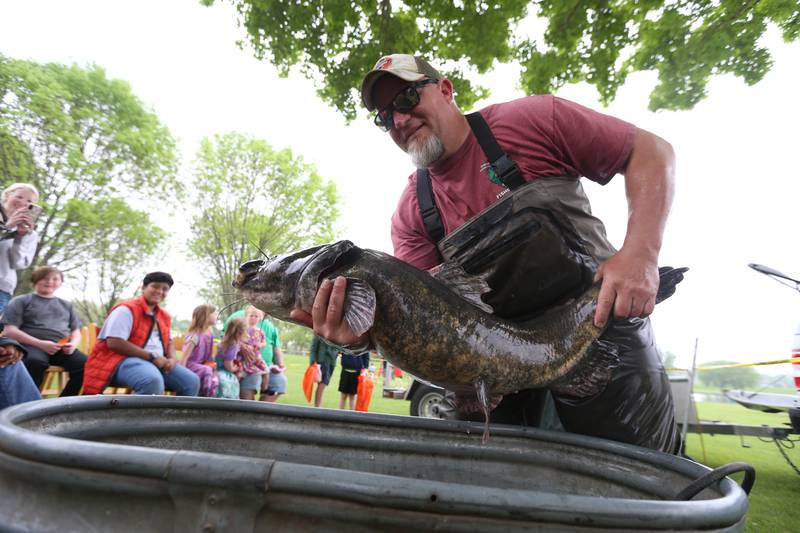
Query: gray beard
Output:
[[409, 134, 445, 169]]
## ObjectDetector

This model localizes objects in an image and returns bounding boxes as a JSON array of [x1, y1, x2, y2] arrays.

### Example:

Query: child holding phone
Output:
[[0, 183, 39, 313]]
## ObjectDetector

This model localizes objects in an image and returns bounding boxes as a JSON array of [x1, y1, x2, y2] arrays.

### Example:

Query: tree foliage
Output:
[[698, 360, 760, 389], [275, 319, 315, 354], [186, 132, 339, 313], [70, 198, 167, 323], [203, 0, 800, 117], [660, 349, 677, 370], [71, 299, 107, 330], [0, 55, 179, 296]]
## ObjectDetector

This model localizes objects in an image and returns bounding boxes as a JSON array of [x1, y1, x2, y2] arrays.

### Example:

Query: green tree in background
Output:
[[203, 0, 799, 118], [660, 349, 677, 370], [71, 299, 106, 331], [277, 320, 315, 354], [186, 132, 339, 314], [698, 360, 760, 390], [70, 199, 167, 324], [0, 55, 179, 297]]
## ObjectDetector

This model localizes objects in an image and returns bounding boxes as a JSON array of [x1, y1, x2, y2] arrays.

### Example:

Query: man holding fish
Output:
[[286, 54, 681, 453]]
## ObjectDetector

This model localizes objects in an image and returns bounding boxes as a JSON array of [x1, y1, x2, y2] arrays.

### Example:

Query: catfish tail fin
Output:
[[656, 266, 689, 304]]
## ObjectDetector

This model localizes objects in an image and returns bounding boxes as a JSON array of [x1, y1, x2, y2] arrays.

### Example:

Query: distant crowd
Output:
[[0, 182, 370, 411], [0, 264, 290, 408], [0, 181, 291, 408]]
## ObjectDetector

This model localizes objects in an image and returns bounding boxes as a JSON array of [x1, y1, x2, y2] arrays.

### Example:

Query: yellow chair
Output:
[[39, 366, 68, 397]]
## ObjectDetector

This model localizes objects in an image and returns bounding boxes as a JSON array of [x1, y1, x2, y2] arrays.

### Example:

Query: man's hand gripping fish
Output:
[[234, 240, 686, 442]]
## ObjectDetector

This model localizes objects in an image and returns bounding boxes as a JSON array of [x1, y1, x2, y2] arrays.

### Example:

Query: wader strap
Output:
[[416, 169, 445, 244], [465, 112, 526, 190], [416, 111, 525, 245]]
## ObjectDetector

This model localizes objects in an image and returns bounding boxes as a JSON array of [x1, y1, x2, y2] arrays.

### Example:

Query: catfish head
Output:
[[233, 240, 376, 335]]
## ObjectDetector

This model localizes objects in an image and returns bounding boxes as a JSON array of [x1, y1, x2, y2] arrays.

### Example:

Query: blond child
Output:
[[182, 304, 219, 397]]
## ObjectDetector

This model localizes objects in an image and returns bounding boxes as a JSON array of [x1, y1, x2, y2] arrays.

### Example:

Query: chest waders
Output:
[[416, 112, 680, 454]]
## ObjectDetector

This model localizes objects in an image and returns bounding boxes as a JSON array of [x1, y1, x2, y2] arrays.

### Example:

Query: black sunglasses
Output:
[[373, 79, 438, 132]]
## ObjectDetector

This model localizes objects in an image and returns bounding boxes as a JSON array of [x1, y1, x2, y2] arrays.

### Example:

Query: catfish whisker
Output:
[[250, 240, 272, 261], [218, 298, 246, 315]]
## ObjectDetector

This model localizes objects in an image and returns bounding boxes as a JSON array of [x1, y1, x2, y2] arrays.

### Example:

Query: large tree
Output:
[[70, 198, 167, 324], [203, 0, 800, 118], [277, 321, 315, 354], [698, 360, 760, 390], [0, 55, 179, 295], [186, 132, 339, 314]]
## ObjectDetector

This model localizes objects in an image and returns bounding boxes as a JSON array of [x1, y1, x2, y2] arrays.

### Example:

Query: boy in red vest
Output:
[[82, 272, 200, 396]]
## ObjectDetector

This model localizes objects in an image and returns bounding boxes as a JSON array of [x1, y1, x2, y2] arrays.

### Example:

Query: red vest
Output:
[[82, 296, 171, 395]]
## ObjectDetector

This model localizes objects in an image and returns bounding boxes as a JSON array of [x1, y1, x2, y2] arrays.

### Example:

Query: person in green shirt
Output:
[[309, 335, 338, 407], [225, 306, 286, 402]]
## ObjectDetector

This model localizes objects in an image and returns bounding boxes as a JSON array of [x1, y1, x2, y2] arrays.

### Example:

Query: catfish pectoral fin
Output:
[[342, 277, 376, 336], [549, 339, 619, 398]]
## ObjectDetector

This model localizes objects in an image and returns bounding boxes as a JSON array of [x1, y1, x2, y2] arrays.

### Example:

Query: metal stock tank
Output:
[[0, 396, 748, 532]]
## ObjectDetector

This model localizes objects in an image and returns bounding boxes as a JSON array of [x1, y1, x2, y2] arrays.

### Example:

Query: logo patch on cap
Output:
[[375, 56, 393, 70]]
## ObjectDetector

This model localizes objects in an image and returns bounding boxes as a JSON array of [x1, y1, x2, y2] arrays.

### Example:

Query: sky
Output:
[[1, 0, 799, 374]]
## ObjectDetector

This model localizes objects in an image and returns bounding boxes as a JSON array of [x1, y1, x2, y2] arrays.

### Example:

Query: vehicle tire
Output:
[[409, 385, 446, 419], [790, 407, 800, 433]]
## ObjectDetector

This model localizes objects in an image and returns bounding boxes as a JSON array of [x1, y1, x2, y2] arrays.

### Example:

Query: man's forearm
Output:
[[621, 127, 675, 259], [106, 337, 151, 359]]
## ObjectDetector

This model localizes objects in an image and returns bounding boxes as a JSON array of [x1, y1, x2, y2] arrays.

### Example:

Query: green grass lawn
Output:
[[273, 352, 412, 415], [685, 402, 799, 532]]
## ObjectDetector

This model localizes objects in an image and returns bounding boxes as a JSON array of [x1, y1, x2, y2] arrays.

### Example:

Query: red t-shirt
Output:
[[391, 95, 636, 270]]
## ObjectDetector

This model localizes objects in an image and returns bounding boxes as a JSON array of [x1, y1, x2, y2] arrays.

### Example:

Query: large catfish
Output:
[[234, 240, 685, 440]]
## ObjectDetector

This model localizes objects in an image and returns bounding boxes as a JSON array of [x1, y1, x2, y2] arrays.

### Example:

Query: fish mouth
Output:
[[233, 244, 329, 291], [232, 259, 266, 289], [232, 241, 360, 315]]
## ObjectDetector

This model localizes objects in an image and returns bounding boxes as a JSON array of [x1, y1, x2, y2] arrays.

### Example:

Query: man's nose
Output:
[[393, 109, 412, 128]]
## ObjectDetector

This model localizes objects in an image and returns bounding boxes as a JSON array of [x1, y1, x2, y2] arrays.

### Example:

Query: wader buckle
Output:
[[490, 155, 523, 188]]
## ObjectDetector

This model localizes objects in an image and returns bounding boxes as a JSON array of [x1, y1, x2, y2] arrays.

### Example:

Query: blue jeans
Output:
[[113, 357, 200, 396], [0, 290, 12, 315], [0, 362, 41, 409]]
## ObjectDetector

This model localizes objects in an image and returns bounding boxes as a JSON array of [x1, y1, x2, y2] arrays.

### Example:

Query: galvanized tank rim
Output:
[[0, 396, 749, 530]]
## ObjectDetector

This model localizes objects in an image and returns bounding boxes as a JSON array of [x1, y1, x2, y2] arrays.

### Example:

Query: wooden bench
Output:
[[40, 366, 175, 397], [102, 386, 176, 396], [36, 325, 188, 397]]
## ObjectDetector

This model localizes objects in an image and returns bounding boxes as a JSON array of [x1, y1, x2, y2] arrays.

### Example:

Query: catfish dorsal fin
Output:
[[342, 277, 376, 337], [432, 261, 494, 314]]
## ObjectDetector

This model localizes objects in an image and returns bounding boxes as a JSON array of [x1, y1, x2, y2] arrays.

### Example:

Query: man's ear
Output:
[[438, 79, 455, 102]]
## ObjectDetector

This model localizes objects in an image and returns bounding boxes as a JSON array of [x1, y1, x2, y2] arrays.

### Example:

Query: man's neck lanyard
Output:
[[416, 111, 525, 245]]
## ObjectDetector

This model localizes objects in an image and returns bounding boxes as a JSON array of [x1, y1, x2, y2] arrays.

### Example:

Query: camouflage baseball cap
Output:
[[361, 54, 442, 111]]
